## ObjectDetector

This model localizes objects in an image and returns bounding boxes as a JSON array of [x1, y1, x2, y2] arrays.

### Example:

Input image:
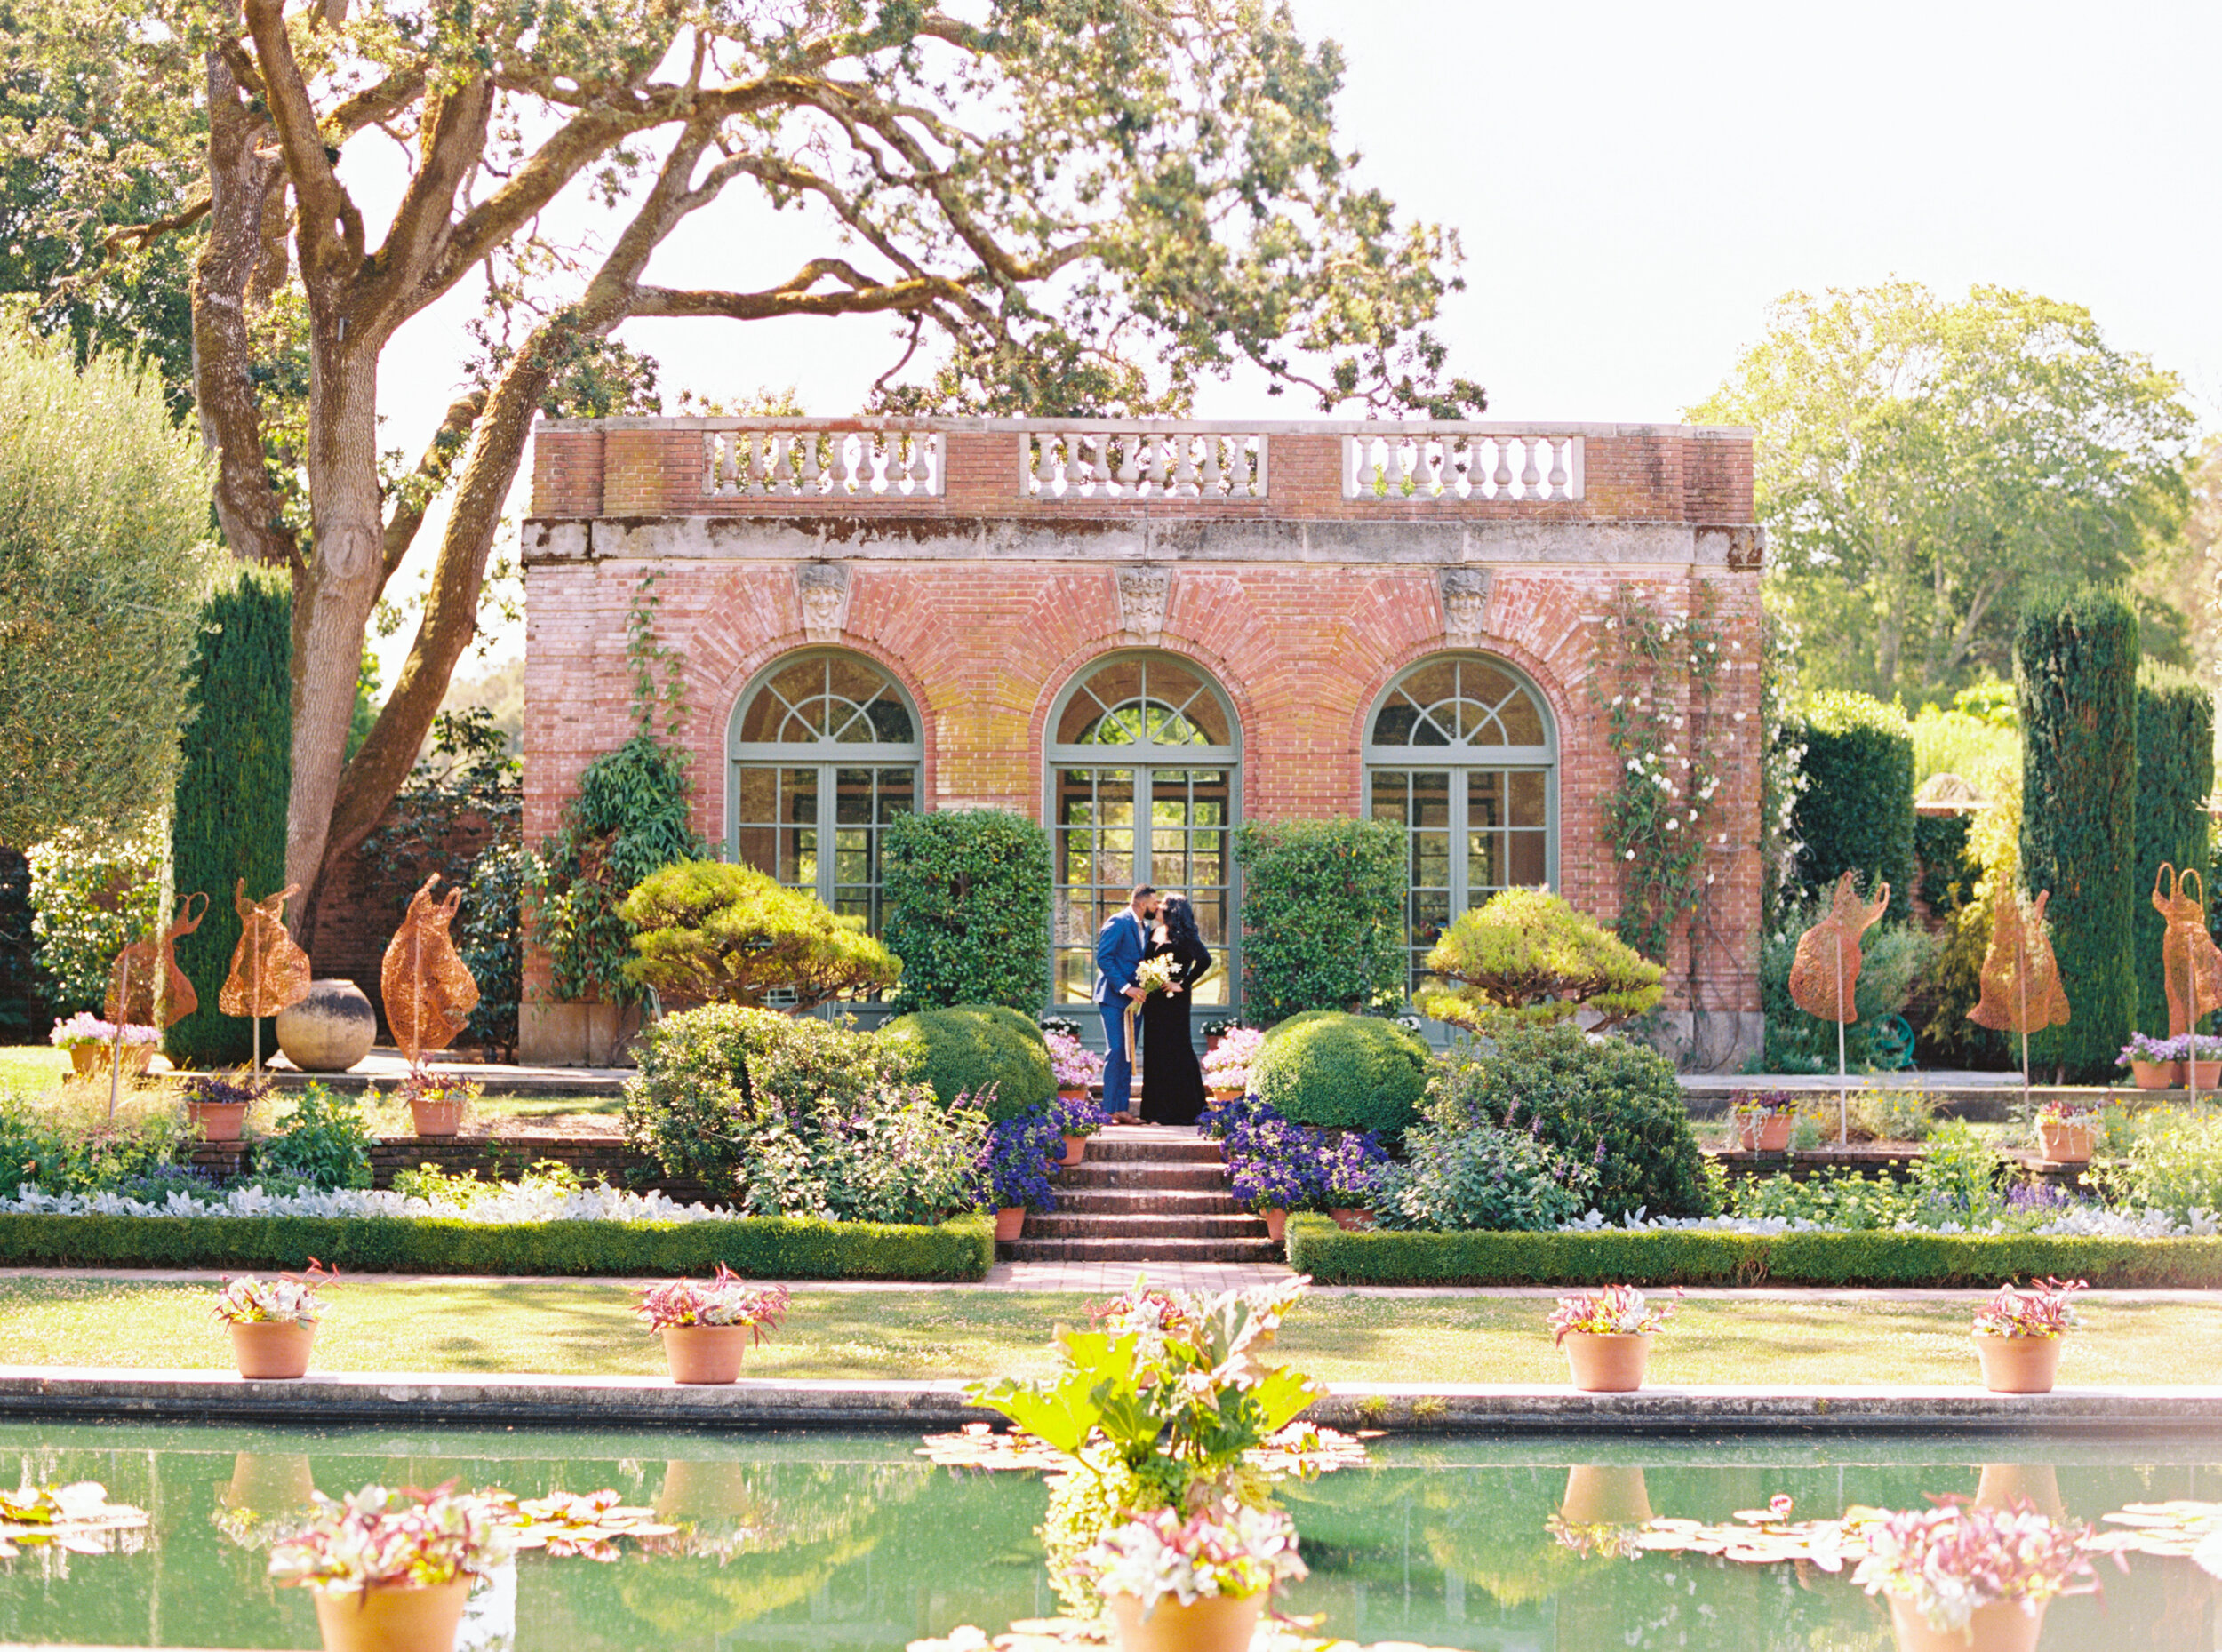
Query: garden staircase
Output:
[[1003, 1123, 1281, 1263]]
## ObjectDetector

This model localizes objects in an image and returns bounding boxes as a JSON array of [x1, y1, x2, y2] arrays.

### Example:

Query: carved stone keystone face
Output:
[[1115, 564, 1173, 639], [1438, 567, 1492, 639], [795, 563, 851, 638]]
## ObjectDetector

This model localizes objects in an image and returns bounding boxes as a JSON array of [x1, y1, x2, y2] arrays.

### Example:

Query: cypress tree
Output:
[[2016, 584, 2139, 1081], [164, 567, 292, 1066], [2134, 662, 2216, 1033]]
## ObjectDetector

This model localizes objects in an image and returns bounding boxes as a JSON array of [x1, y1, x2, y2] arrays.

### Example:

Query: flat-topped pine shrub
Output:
[[1247, 1010, 1428, 1134]]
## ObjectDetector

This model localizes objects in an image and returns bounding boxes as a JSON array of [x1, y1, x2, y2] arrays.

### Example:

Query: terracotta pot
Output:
[[1105, 1589, 1263, 1652], [1559, 1464, 1652, 1526], [1973, 1333, 2064, 1394], [1205, 1033, 1225, 1056], [1057, 1085, 1089, 1102], [2194, 1059, 2222, 1089], [1329, 1207, 1373, 1231], [655, 1457, 761, 1520], [994, 1206, 1026, 1241], [1736, 1112, 1793, 1153], [1561, 1331, 1653, 1393], [2130, 1057, 2184, 1089], [409, 1097, 466, 1137], [312, 1578, 470, 1652], [1060, 1133, 1086, 1166], [1258, 1208, 1288, 1244], [661, 1324, 750, 1385], [1974, 1463, 2065, 1521], [224, 1451, 316, 1512], [1207, 1086, 1244, 1103], [2036, 1115, 2094, 1164], [189, 1100, 250, 1142], [229, 1320, 316, 1379], [68, 1045, 100, 1080], [1887, 1594, 2042, 1652]]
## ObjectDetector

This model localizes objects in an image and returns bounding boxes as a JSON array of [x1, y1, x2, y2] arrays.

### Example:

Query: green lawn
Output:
[[2, 1279, 2215, 1385]]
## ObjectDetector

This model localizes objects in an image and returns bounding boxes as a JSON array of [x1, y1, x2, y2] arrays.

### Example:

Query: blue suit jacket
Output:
[[1093, 910, 1149, 1007]]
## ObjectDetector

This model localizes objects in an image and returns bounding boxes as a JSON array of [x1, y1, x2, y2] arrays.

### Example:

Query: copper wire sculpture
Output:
[[219, 882, 313, 1071], [2154, 865, 2222, 1106], [381, 874, 480, 1069], [1968, 887, 2071, 1110], [96, 890, 208, 1118], [1788, 873, 1890, 1141]]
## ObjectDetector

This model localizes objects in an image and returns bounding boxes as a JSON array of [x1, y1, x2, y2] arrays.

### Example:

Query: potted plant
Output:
[[2118, 1032, 2183, 1089], [2196, 1033, 2222, 1089], [1730, 1089, 1797, 1153], [2033, 1100, 2097, 1165], [1200, 1017, 1241, 1057], [1852, 1497, 2094, 1652], [213, 1264, 337, 1379], [1076, 1500, 1307, 1652], [636, 1263, 789, 1385], [268, 1481, 517, 1652], [1319, 1129, 1387, 1230], [1201, 1027, 1265, 1101], [981, 1112, 1059, 1242], [1970, 1278, 2084, 1394], [1227, 1143, 1313, 1246], [50, 1012, 161, 1081], [398, 1067, 478, 1139], [1549, 1285, 1679, 1393], [180, 1071, 269, 1143], [1045, 1034, 1108, 1163]]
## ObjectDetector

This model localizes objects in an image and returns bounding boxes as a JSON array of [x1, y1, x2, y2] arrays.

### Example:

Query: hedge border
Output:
[[1284, 1215, 2222, 1289], [0, 1211, 995, 1281]]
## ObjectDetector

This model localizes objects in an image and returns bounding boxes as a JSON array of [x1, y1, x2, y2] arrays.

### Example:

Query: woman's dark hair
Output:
[[1159, 892, 1206, 958]]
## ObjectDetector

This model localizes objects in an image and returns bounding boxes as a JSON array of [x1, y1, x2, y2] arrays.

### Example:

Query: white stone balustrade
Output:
[[1022, 426, 1268, 500], [704, 427, 944, 499], [1342, 429, 1585, 503]]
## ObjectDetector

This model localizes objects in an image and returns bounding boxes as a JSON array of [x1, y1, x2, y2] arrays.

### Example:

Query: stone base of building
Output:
[[519, 1001, 643, 1068], [1628, 1010, 1765, 1075]]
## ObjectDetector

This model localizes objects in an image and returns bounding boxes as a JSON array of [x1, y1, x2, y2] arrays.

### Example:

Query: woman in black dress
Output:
[[1139, 893, 1212, 1126]]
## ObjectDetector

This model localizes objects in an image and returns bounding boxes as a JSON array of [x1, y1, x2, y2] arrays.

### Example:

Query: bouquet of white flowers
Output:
[[1132, 955, 1179, 997]]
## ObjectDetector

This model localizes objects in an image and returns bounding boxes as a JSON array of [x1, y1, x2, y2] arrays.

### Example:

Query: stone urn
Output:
[[276, 978, 378, 1073]]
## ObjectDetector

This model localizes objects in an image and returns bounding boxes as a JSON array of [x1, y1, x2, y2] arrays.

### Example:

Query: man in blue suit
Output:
[[1094, 884, 1160, 1123]]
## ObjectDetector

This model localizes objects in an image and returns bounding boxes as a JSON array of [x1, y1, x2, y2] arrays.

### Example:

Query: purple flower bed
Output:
[[979, 1109, 1062, 1213]]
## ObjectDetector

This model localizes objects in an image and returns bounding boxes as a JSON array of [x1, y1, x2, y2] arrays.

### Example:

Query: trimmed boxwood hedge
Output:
[[882, 1003, 1054, 1121], [1794, 690, 1915, 922], [1284, 1215, 2222, 1289], [1249, 1010, 1428, 1134], [0, 1211, 995, 1281]]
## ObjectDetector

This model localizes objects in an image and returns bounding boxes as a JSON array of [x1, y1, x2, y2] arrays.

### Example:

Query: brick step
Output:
[[1080, 1136, 1222, 1165], [1001, 1236, 1286, 1264], [1062, 1161, 1227, 1192], [1052, 1189, 1245, 1217], [1027, 1212, 1269, 1240]]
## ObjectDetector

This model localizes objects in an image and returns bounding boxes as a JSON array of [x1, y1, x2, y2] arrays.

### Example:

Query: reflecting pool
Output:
[[4, 1421, 2222, 1649]]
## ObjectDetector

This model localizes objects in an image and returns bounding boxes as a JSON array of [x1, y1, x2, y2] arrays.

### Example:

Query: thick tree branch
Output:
[[380, 389, 487, 588], [103, 196, 212, 257], [629, 274, 963, 323], [240, 0, 362, 279]]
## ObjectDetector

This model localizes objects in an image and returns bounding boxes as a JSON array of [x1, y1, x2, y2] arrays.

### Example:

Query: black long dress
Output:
[[1139, 931, 1212, 1126]]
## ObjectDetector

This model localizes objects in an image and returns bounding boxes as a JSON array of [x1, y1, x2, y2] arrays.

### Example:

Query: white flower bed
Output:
[[0, 1183, 741, 1225], [1560, 1206, 2222, 1240]]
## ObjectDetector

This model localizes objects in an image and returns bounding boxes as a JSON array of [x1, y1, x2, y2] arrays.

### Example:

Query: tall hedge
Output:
[[1233, 817, 1406, 1019], [164, 567, 292, 1066], [882, 809, 1052, 1013], [2135, 662, 2216, 1033], [2017, 584, 2139, 1081], [1793, 690, 1914, 921]]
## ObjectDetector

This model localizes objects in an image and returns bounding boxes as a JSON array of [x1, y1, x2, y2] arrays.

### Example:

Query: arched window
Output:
[[1366, 655, 1556, 992], [1046, 652, 1240, 1010], [727, 650, 923, 934]]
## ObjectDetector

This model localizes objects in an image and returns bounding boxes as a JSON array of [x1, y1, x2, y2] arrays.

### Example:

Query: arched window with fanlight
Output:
[[1045, 652, 1240, 1011], [726, 651, 922, 935], [1366, 655, 1557, 993]]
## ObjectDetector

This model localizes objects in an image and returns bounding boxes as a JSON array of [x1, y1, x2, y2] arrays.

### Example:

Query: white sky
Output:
[[372, 0, 2222, 679]]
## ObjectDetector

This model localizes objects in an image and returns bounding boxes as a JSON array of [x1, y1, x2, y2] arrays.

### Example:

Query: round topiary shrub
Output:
[[1423, 1019, 1709, 1219], [881, 1002, 1054, 1121], [1246, 1010, 1428, 1134]]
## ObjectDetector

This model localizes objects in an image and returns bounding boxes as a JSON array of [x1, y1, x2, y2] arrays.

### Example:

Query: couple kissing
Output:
[[1091, 883, 1213, 1126]]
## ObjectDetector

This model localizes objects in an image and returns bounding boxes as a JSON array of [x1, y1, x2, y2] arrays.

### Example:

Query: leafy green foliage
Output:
[[1416, 889, 1664, 1032], [2018, 584, 2140, 1080], [2101, 1110, 2222, 1225], [455, 842, 526, 1064], [0, 332, 213, 849], [26, 823, 163, 1016], [1247, 1010, 1428, 1134], [1232, 818, 1406, 1018], [166, 566, 291, 1067], [1690, 282, 2196, 703], [1794, 690, 1915, 920], [0, 1090, 187, 1195], [1424, 1022, 1709, 1219], [0, 1210, 995, 1280], [620, 860, 900, 1013], [882, 810, 1052, 1015], [2134, 663, 2215, 1033], [1913, 814, 1974, 916], [1283, 1216, 2222, 1289], [879, 1004, 1055, 1121], [252, 1086, 375, 1191], [1372, 1123, 1596, 1233]]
